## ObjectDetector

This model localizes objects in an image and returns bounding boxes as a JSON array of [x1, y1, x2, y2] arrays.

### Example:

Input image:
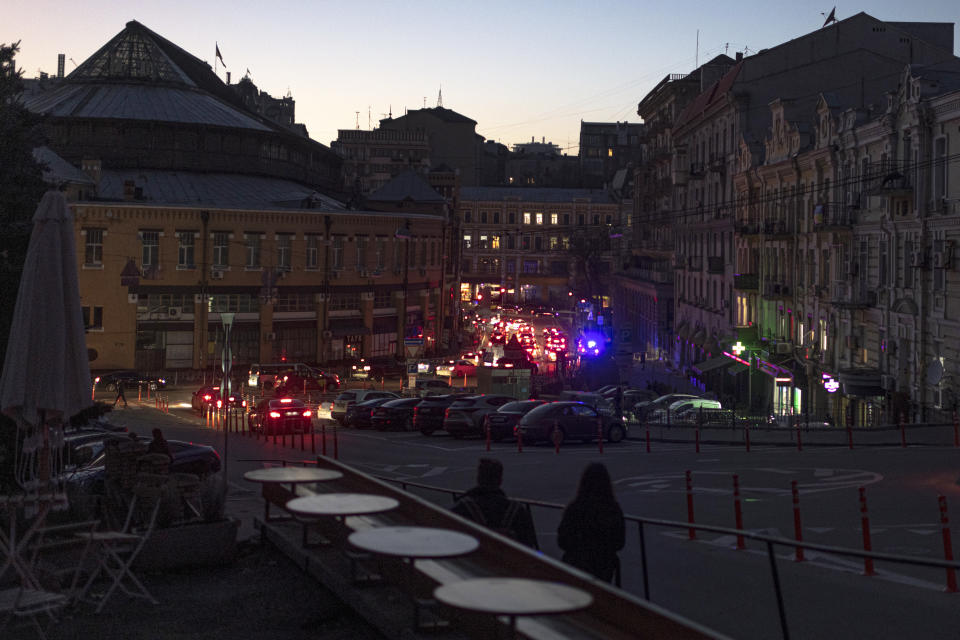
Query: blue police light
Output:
[[577, 332, 607, 358], [587, 340, 597, 349]]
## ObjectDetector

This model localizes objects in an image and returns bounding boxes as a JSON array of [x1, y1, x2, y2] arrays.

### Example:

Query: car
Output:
[[94, 370, 166, 392], [632, 393, 701, 421], [412, 379, 452, 397], [516, 401, 627, 445], [331, 389, 399, 424], [370, 397, 422, 431], [353, 356, 407, 382], [560, 391, 616, 415], [64, 434, 222, 494], [648, 398, 722, 424], [442, 395, 516, 438], [413, 394, 475, 435], [344, 396, 399, 429], [451, 360, 477, 378], [190, 385, 246, 413], [484, 400, 549, 441], [275, 371, 339, 395], [248, 397, 313, 435]]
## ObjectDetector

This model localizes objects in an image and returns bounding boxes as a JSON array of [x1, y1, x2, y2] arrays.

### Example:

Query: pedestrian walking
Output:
[[557, 462, 625, 583], [113, 379, 128, 408]]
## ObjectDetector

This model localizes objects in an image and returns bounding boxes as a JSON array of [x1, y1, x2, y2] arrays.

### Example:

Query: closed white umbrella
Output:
[[0, 190, 91, 490]]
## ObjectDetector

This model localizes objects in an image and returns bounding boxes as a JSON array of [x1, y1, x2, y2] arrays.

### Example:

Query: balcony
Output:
[[866, 161, 913, 197], [762, 282, 792, 299], [813, 204, 856, 230], [707, 256, 724, 274], [687, 255, 702, 271], [762, 220, 795, 239], [831, 282, 877, 308], [688, 162, 706, 179], [734, 273, 759, 291], [734, 220, 761, 236]]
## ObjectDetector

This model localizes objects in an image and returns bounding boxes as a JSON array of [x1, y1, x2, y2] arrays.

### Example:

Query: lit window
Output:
[[523, 212, 531, 225], [491, 235, 500, 250], [550, 213, 558, 225], [535, 213, 543, 225], [608, 148, 614, 157]]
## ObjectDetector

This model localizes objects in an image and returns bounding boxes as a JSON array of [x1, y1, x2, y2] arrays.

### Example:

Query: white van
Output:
[[654, 398, 722, 423]]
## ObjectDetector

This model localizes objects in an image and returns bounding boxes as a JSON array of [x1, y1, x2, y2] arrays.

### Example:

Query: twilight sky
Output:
[[7, 1, 959, 154]]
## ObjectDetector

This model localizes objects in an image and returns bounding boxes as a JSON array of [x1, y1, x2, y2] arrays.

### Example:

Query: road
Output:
[[99, 383, 960, 640]]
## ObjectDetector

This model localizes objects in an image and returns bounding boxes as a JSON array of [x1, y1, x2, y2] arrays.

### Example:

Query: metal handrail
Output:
[[371, 475, 960, 640]]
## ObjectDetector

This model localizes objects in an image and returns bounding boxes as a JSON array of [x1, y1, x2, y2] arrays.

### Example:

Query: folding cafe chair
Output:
[[0, 517, 99, 639], [76, 475, 165, 613]]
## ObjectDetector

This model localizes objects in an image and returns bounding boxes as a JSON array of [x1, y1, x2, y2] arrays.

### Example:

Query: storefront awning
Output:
[[329, 320, 370, 337], [728, 363, 749, 375], [693, 355, 733, 374]]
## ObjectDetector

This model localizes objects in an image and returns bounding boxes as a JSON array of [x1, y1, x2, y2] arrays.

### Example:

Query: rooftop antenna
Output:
[[437, 85, 443, 108], [355, 111, 360, 130], [423, 97, 427, 108], [368, 106, 371, 130], [821, 6, 837, 28], [695, 29, 699, 70]]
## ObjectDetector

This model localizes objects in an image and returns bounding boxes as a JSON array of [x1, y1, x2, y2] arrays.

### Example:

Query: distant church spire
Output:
[[437, 85, 443, 108]]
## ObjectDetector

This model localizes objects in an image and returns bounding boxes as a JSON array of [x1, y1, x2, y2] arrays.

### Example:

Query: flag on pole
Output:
[[216, 43, 226, 67]]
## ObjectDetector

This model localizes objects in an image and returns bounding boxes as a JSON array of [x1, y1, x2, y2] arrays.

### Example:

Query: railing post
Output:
[[637, 521, 650, 601], [939, 495, 958, 593], [766, 540, 791, 640], [859, 487, 875, 576], [685, 470, 696, 540], [792, 480, 804, 562], [321, 421, 327, 456], [744, 424, 751, 452], [733, 474, 745, 550]]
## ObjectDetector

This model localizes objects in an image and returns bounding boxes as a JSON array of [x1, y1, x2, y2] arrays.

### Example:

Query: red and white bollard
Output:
[[792, 480, 804, 562], [939, 495, 958, 593], [859, 487, 875, 576], [695, 428, 700, 454], [744, 425, 751, 453], [732, 474, 745, 550], [686, 470, 696, 540]]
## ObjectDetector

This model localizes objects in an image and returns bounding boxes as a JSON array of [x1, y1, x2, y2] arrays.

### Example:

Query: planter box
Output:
[[135, 518, 239, 571]]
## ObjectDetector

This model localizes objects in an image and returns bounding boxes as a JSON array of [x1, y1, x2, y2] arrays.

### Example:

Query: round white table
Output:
[[243, 467, 343, 522], [287, 493, 400, 519], [434, 577, 593, 638], [349, 526, 479, 628]]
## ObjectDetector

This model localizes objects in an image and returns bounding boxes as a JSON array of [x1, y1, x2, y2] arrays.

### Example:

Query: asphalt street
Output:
[[99, 382, 960, 640]]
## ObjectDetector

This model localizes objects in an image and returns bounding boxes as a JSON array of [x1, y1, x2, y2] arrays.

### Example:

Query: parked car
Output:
[[274, 371, 339, 394], [648, 398, 722, 424], [331, 390, 400, 424], [370, 397, 422, 431], [344, 396, 400, 429], [249, 397, 313, 435], [410, 379, 452, 397], [65, 435, 221, 493], [190, 385, 246, 413], [559, 391, 615, 415], [349, 356, 406, 381], [484, 400, 548, 441], [94, 370, 166, 392], [414, 394, 473, 435], [516, 401, 627, 445], [632, 393, 700, 421], [443, 395, 516, 438]]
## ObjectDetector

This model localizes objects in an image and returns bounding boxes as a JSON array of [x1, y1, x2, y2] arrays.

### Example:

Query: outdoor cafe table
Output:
[[349, 526, 480, 626], [286, 493, 400, 547], [242, 467, 343, 522], [433, 577, 594, 638]]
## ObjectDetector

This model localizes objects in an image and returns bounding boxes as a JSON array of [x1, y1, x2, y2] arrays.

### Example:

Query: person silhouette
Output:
[[113, 379, 128, 408], [557, 462, 625, 583]]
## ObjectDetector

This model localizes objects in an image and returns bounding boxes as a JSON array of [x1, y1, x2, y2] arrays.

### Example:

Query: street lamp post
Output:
[[220, 312, 235, 483]]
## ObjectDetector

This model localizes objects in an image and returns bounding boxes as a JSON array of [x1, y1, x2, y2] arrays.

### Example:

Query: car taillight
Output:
[[203, 394, 211, 401], [369, 410, 374, 417], [414, 407, 419, 416], [444, 408, 450, 418], [302, 410, 312, 418], [269, 411, 281, 418], [329, 402, 334, 410]]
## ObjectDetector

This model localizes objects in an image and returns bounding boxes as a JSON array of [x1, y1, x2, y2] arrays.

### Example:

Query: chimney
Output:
[[542, 136, 545, 144], [81, 158, 102, 187], [736, 51, 743, 62], [226, 71, 231, 84], [57, 54, 65, 78]]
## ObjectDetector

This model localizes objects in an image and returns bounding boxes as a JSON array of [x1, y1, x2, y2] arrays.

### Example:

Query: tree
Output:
[[0, 41, 47, 364], [568, 228, 611, 307]]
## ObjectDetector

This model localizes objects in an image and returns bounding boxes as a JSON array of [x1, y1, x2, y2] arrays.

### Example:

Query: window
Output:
[[394, 239, 404, 272], [276, 233, 292, 271], [376, 237, 386, 270], [463, 234, 473, 250], [534, 236, 543, 251], [508, 212, 516, 224], [140, 230, 159, 267], [82, 306, 103, 331], [507, 234, 515, 250], [549, 236, 559, 250], [212, 232, 229, 268], [522, 235, 531, 250], [478, 235, 489, 250], [578, 214, 585, 226], [275, 293, 312, 312], [493, 211, 501, 224], [605, 214, 613, 225], [332, 236, 344, 269], [550, 213, 558, 225], [305, 235, 319, 270], [177, 232, 195, 268], [523, 260, 538, 274], [481, 210, 488, 223], [329, 293, 361, 311], [245, 233, 261, 268], [491, 235, 500, 250], [464, 211, 472, 223], [535, 213, 543, 225], [506, 260, 516, 274], [418, 241, 426, 267], [355, 235, 368, 269], [523, 212, 532, 225], [84, 228, 103, 266], [563, 214, 570, 225], [374, 291, 393, 308], [592, 215, 600, 225]]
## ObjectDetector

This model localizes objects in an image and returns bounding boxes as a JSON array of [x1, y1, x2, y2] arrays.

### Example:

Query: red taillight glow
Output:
[[444, 408, 450, 418], [280, 398, 293, 403], [203, 395, 212, 401], [216, 400, 223, 408], [269, 411, 281, 419], [302, 410, 312, 417]]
